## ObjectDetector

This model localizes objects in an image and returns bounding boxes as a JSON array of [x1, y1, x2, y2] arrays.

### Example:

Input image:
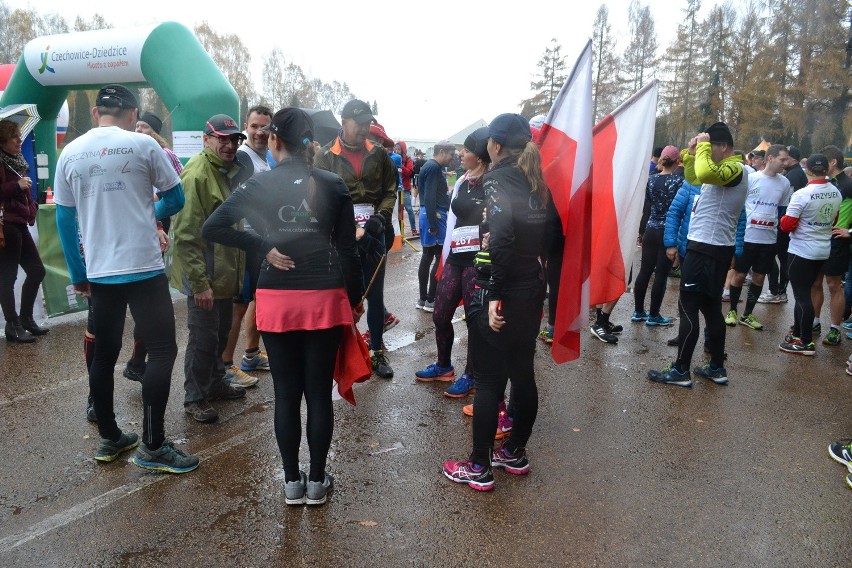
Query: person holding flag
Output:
[[202, 108, 364, 506], [415, 127, 490, 396], [443, 114, 549, 491]]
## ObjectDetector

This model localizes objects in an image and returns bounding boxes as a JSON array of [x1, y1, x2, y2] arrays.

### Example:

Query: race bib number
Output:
[[451, 225, 480, 253], [354, 203, 373, 228], [749, 211, 777, 230]]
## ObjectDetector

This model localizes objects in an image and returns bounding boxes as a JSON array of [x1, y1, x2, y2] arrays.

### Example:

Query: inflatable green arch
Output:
[[0, 21, 238, 181]]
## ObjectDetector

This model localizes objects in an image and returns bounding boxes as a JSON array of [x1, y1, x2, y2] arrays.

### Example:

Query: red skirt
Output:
[[255, 288, 353, 333]]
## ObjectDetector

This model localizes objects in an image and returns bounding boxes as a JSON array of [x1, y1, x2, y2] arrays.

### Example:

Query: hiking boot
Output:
[[442, 459, 494, 491], [185, 400, 218, 423], [132, 441, 199, 474], [604, 321, 624, 334], [422, 300, 435, 313], [208, 382, 247, 400], [738, 313, 763, 330], [383, 312, 400, 332], [86, 395, 97, 422], [371, 349, 394, 379], [590, 323, 618, 343], [284, 471, 307, 505], [491, 442, 530, 474], [95, 431, 139, 463], [693, 362, 728, 385], [538, 328, 554, 344], [415, 362, 454, 382], [823, 327, 841, 346], [646, 314, 672, 327], [239, 350, 270, 371], [225, 365, 259, 388], [306, 473, 334, 505], [443, 374, 475, 397], [631, 311, 649, 322], [648, 364, 693, 387], [123, 363, 145, 383], [495, 411, 513, 440], [724, 310, 737, 326], [779, 338, 815, 356], [828, 439, 852, 470]]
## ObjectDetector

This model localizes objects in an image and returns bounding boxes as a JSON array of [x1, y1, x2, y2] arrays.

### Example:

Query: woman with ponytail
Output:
[[203, 108, 364, 506], [443, 113, 550, 491]]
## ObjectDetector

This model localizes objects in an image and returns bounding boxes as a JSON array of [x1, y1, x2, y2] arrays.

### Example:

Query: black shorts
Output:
[[680, 249, 729, 297], [734, 242, 775, 275], [821, 239, 850, 277]]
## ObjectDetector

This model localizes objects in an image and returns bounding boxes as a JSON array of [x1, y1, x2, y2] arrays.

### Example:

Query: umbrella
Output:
[[300, 108, 341, 146], [0, 104, 40, 139]]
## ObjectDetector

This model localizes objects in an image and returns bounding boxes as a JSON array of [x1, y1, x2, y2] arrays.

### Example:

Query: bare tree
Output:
[[622, 1, 658, 93], [519, 38, 567, 118], [592, 5, 623, 122]]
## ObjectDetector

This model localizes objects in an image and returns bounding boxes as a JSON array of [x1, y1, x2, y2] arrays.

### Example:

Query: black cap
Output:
[[787, 145, 801, 161], [341, 99, 376, 125], [137, 111, 162, 134], [705, 122, 734, 146], [806, 153, 829, 175], [204, 114, 244, 137], [464, 126, 491, 163], [489, 113, 531, 149], [96, 84, 138, 109], [265, 108, 314, 148]]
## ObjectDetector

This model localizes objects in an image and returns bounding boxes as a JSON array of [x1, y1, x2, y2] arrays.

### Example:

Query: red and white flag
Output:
[[590, 80, 658, 306], [539, 40, 594, 364]]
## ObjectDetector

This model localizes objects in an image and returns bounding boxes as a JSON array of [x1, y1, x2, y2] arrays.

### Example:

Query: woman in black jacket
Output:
[[443, 113, 549, 491], [203, 108, 363, 506]]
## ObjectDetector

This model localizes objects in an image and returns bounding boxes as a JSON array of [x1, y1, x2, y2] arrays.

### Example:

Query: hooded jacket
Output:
[[0, 161, 37, 226], [170, 147, 245, 299], [396, 141, 414, 191]]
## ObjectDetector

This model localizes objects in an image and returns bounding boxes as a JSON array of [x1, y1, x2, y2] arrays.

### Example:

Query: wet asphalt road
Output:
[[0, 248, 850, 567]]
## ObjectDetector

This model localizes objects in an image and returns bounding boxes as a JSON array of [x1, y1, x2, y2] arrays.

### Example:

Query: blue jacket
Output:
[[664, 180, 701, 259]]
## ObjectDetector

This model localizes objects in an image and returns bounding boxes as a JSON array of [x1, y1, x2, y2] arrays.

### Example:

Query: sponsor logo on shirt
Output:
[[64, 147, 134, 163], [102, 181, 126, 192], [89, 164, 107, 177]]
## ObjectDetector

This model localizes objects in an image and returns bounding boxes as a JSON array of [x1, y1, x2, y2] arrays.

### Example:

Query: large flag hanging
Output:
[[590, 80, 658, 305], [539, 40, 594, 364]]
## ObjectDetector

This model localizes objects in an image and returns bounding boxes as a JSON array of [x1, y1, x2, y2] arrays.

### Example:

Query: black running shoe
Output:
[[371, 349, 394, 379], [667, 336, 679, 346], [590, 323, 618, 344], [604, 321, 623, 334]]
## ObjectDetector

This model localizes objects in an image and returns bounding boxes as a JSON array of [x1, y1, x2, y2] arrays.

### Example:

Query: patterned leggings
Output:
[[433, 263, 477, 371]]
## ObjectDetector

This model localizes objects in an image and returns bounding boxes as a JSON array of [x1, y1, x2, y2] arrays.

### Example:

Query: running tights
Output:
[[433, 263, 476, 369], [787, 254, 823, 344], [262, 326, 342, 483], [418, 245, 439, 302], [633, 227, 673, 316], [675, 291, 726, 371]]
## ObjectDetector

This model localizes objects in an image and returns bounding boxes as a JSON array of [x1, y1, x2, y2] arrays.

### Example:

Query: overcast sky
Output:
[[5, 0, 713, 140]]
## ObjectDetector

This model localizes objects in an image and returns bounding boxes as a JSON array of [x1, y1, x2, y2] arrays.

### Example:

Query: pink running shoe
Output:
[[442, 459, 494, 491], [491, 442, 530, 474], [494, 410, 513, 440]]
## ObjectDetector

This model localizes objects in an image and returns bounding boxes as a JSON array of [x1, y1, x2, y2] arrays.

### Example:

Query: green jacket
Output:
[[314, 137, 398, 220], [170, 147, 245, 299]]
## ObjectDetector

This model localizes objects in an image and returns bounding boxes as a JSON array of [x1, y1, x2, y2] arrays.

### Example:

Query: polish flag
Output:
[[538, 40, 594, 363], [590, 80, 658, 305]]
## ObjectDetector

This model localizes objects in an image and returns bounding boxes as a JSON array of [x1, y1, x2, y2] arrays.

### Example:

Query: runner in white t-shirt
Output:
[[54, 84, 198, 474], [778, 153, 842, 355], [726, 145, 793, 330]]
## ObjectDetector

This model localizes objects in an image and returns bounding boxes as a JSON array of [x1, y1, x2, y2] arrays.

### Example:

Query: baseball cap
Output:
[[806, 153, 829, 175], [489, 113, 531, 149], [369, 123, 394, 148], [96, 84, 138, 109], [341, 99, 376, 125], [464, 126, 491, 163], [705, 122, 734, 146], [660, 145, 680, 162], [265, 108, 314, 148], [204, 114, 244, 138], [137, 111, 162, 134]]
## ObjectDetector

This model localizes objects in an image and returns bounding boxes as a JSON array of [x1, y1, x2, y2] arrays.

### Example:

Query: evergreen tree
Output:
[[622, 1, 658, 93], [519, 38, 567, 118]]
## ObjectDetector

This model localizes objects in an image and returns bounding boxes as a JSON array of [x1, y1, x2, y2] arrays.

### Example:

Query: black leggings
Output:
[[0, 222, 45, 321], [545, 247, 563, 326], [88, 274, 177, 449], [418, 245, 439, 302], [433, 263, 476, 370], [769, 231, 790, 295], [787, 254, 823, 344], [468, 284, 544, 467], [262, 326, 342, 483], [633, 227, 672, 316]]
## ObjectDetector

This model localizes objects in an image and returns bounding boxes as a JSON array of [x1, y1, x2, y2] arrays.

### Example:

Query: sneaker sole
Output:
[[442, 470, 494, 491], [494, 428, 512, 441], [491, 462, 530, 475], [645, 321, 672, 327], [415, 374, 455, 382], [443, 388, 474, 398], [132, 456, 199, 474], [122, 369, 143, 382], [695, 373, 728, 385], [422, 308, 435, 313], [383, 320, 400, 333], [95, 439, 140, 463], [284, 496, 306, 505], [239, 363, 270, 372], [648, 374, 693, 387], [778, 346, 816, 356], [462, 405, 474, 417]]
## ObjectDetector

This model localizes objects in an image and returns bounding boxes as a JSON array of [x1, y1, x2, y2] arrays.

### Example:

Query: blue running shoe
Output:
[[443, 374, 475, 398], [648, 364, 693, 387], [694, 362, 728, 385], [239, 350, 270, 371], [415, 363, 455, 382], [631, 311, 649, 322], [646, 314, 672, 327], [132, 441, 199, 474]]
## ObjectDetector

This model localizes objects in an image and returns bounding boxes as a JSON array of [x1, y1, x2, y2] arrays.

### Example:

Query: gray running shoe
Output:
[[95, 431, 139, 463], [306, 473, 335, 505], [132, 441, 199, 474], [208, 382, 246, 401], [284, 471, 307, 505], [185, 400, 218, 423]]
